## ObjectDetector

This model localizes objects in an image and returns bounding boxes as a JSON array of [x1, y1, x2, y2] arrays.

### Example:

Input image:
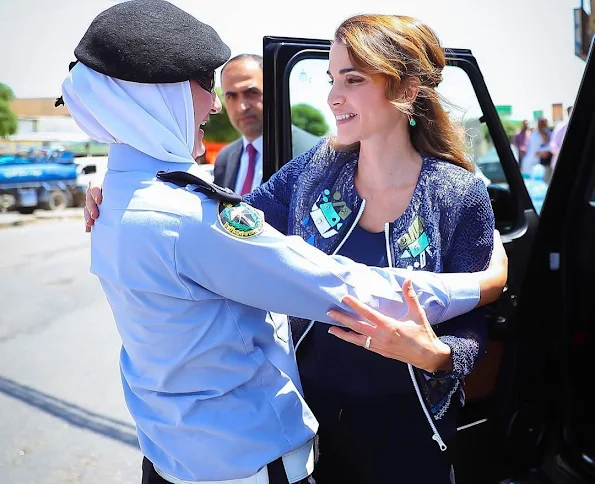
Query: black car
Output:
[[261, 36, 595, 484]]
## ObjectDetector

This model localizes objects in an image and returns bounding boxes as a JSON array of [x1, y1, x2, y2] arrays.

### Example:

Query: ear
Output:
[[403, 77, 421, 105]]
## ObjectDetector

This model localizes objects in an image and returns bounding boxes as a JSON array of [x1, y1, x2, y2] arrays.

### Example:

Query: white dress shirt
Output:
[[234, 135, 263, 194]]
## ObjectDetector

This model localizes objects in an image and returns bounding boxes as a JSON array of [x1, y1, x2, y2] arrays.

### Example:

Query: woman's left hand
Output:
[[327, 279, 453, 373]]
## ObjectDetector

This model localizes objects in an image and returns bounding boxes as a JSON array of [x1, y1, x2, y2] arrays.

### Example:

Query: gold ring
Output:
[[364, 336, 372, 350]]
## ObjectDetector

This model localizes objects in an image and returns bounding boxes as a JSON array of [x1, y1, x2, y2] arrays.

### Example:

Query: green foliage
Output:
[[203, 87, 240, 143], [291, 104, 329, 136], [501, 119, 522, 139], [0, 83, 15, 103], [0, 83, 17, 138], [482, 117, 522, 143]]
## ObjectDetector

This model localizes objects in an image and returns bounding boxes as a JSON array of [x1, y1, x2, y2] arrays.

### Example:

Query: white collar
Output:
[[242, 135, 263, 154]]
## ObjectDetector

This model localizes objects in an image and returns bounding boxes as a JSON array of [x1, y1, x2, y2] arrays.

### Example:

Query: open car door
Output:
[[262, 36, 593, 483], [509, 39, 595, 484]]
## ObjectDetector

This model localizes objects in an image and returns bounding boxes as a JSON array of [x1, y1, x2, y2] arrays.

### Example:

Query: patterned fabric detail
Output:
[[416, 309, 486, 417], [434, 378, 460, 420], [289, 141, 361, 255], [440, 333, 481, 380], [247, 139, 494, 420]]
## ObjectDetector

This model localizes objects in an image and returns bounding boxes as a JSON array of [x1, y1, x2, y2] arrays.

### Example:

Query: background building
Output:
[[0, 98, 93, 155]]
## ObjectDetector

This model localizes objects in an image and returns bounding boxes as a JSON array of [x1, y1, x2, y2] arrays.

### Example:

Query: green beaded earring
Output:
[[409, 116, 416, 127]]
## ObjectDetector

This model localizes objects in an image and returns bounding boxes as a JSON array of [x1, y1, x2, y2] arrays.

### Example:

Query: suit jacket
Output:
[[213, 128, 321, 191], [213, 138, 243, 190]]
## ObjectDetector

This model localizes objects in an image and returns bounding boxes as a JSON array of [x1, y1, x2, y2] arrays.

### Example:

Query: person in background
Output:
[[214, 54, 264, 193], [550, 105, 572, 171], [535, 129, 553, 182], [513, 119, 531, 163], [213, 54, 319, 193], [521, 117, 551, 175]]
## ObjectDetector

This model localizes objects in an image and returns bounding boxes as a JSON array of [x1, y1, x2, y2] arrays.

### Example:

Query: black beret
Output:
[[74, 0, 231, 83]]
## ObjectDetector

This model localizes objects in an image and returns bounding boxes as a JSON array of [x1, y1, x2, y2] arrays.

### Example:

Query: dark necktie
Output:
[[240, 143, 257, 195]]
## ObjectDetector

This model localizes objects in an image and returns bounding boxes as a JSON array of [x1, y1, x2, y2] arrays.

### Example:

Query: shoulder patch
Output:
[[217, 201, 264, 238]]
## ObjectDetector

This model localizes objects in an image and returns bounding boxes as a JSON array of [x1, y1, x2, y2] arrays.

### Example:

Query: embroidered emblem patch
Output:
[[303, 189, 352, 240], [217, 201, 264, 238], [397, 215, 432, 269]]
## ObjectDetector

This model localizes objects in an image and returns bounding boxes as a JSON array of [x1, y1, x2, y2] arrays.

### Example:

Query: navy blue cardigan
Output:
[[245, 140, 494, 419]]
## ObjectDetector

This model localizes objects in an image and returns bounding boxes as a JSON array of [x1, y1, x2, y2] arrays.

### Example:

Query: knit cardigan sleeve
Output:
[[431, 176, 495, 381]]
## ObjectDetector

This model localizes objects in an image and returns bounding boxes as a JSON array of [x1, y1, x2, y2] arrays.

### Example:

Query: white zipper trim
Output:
[[385, 221, 447, 452], [295, 200, 367, 350], [408, 364, 447, 451], [383, 223, 393, 267]]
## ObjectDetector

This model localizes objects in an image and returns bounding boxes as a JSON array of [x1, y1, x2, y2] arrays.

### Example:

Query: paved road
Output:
[[0, 219, 142, 483]]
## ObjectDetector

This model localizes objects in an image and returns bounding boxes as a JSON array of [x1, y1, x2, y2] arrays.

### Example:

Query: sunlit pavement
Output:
[[0, 220, 142, 483], [0, 207, 84, 229]]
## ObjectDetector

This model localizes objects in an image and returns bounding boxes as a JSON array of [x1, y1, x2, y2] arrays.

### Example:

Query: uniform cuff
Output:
[[438, 272, 480, 323]]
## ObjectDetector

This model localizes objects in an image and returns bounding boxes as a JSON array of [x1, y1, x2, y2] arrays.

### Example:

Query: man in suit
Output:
[[214, 54, 319, 193], [214, 54, 264, 193]]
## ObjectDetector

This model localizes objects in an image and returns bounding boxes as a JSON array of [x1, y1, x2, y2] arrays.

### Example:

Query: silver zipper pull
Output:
[[432, 433, 448, 451]]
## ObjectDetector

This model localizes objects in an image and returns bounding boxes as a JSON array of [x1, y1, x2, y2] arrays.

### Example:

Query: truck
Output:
[[70, 155, 108, 207], [0, 149, 80, 214]]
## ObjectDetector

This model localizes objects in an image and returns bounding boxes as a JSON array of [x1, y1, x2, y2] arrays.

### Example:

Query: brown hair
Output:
[[333, 14, 472, 172]]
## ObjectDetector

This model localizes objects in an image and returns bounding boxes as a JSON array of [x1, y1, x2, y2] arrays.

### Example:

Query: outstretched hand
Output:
[[327, 279, 452, 373]]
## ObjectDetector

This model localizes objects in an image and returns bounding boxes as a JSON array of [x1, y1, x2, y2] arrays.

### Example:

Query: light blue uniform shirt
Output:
[[91, 144, 480, 481]]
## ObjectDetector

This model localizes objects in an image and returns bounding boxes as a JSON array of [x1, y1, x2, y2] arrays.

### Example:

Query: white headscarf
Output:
[[61, 62, 195, 164]]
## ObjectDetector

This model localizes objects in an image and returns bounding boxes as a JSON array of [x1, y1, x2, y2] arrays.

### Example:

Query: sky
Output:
[[0, 0, 590, 121]]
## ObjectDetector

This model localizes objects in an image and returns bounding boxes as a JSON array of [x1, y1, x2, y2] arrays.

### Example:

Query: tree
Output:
[[203, 87, 239, 143], [500, 119, 522, 140], [0, 83, 17, 138], [291, 104, 329, 136], [482, 117, 522, 143]]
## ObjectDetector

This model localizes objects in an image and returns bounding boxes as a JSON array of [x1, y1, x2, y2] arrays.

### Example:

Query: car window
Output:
[[438, 65, 523, 232], [288, 58, 333, 158], [437, 65, 508, 186]]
